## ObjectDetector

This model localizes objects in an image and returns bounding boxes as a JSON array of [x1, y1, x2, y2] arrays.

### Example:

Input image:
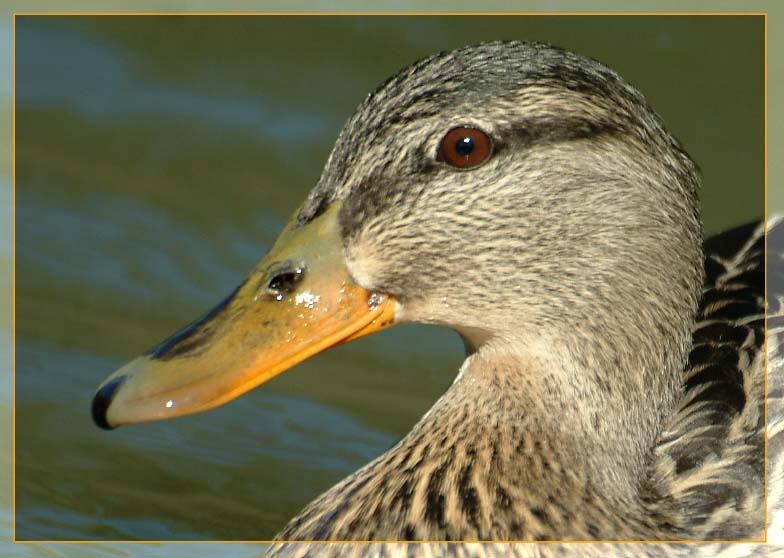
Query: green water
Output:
[[14, 15, 764, 540]]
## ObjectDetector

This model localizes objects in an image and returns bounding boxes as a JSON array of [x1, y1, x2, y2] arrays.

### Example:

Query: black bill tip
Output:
[[91, 376, 127, 430]]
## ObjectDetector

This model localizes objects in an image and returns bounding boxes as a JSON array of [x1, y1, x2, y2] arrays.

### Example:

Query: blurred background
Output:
[[14, 15, 764, 540]]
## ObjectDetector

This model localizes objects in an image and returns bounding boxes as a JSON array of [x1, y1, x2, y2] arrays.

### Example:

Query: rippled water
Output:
[[14, 15, 763, 541]]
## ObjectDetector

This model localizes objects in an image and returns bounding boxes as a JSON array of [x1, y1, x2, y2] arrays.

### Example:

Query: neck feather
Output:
[[277, 340, 682, 541]]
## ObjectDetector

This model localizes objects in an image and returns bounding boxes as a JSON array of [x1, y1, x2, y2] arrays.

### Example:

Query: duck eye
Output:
[[437, 127, 493, 169]]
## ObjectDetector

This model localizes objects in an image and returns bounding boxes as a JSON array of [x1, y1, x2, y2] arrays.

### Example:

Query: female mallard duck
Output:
[[91, 41, 777, 545]]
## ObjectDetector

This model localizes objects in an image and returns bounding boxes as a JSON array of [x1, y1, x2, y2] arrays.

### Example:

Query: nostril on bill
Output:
[[266, 265, 306, 298]]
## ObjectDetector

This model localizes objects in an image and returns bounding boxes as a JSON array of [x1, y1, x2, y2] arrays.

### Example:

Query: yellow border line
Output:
[[9, 12, 769, 546], [763, 10, 770, 545], [11, 539, 770, 544], [9, 12, 771, 16], [12, 11, 17, 546]]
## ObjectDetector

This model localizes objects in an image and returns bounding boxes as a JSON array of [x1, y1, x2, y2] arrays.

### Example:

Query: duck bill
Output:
[[92, 204, 398, 429]]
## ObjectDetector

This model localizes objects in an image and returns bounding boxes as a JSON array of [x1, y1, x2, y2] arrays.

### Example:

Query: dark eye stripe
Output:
[[509, 117, 623, 146]]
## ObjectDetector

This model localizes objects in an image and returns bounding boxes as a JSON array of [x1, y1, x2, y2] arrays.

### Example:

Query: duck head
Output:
[[93, 42, 703, 445]]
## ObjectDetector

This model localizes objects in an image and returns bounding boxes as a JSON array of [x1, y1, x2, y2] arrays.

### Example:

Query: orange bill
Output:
[[92, 203, 398, 429]]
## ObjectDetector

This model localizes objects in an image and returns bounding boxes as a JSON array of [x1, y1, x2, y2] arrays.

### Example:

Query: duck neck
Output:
[[278, 332, 677, 540], [462, 343, 667, 489], [399, 335, 683, 538], [277, 332, 686, 541]]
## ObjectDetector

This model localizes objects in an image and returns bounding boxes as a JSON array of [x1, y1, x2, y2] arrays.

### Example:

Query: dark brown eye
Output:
[[437, 127, 493, 169]]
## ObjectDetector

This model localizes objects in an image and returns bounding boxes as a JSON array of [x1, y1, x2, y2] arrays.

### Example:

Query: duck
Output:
[[91, 41, 778, 550]]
